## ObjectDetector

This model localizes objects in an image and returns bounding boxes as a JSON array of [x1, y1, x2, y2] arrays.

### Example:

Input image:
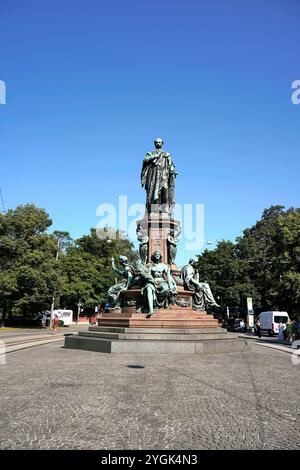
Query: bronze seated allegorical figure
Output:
[[138, 250, 178, 317], [107, 256, 135, 309], [181, 258, 220, 311]]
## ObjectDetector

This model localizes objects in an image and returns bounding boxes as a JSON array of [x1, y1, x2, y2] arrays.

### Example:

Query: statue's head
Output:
[[189, 257, 198, 266], [119, 255, 128, 266], [151, 250, 162, 262], [154, 138, 164, 149]]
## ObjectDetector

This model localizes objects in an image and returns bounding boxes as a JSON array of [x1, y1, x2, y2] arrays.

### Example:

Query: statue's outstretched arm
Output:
[[113, 267, 125, 277], [111, 257, 124, 277]]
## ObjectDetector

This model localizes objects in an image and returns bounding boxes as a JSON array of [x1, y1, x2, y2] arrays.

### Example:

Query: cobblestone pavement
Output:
[[0, 340, 299, 450]]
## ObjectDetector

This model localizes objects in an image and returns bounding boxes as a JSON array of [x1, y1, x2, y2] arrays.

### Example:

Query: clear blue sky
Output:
[[1, 0, 299, 265]]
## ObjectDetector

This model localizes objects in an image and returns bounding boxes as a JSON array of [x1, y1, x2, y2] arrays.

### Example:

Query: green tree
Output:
[[236, 206, 300, 315], [58, 227, 136, 312], [196, 205, 300, 318], [195, 240, 258, 315], [273, 208, 300, 315], [0, 205, 60, 319]]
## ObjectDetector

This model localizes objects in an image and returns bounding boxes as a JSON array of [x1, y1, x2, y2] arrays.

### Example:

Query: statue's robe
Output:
[[107, 265, 135, 308], [141, 150, 176, 212], [181, 264, 219, 311]]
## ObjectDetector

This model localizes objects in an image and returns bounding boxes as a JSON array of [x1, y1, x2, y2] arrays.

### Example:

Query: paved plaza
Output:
[[0, 339, 299, 450]]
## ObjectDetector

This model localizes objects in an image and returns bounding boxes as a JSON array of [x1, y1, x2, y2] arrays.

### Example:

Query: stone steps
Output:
[[89, 326, 225, 334], [64, 325, 245, 355], [98, 320, 218, 329], [78, 331, 233, 341], [65, 333, 245, 355]]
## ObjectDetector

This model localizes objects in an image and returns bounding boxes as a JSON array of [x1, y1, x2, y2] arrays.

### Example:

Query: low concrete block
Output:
[[111, 340, 197, 355], [64, 332, 246, 355], [65, 335, 112, 353]]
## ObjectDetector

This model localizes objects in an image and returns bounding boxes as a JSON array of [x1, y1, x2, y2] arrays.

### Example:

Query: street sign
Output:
[[247, 297, 254, 315]]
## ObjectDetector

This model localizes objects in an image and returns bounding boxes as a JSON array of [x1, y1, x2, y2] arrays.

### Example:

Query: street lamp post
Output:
[[77, 302, 82, 330], [50, 240, 60, 328], [226, 306, 230, 319], [217, 295, 225, 319]]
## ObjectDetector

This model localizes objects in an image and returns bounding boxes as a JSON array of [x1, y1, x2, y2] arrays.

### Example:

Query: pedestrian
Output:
[[285, 319, 293, 342], [239, 319, 245, 333], [52, 314, 59, 335], [292, 320, 298, 341], [255, 319, 261, 338], [278, 321, 285, 341]]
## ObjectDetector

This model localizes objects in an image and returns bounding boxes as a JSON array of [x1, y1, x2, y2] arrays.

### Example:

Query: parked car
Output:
[[232, 318, 247, 332], [222, 318, 246, 332]]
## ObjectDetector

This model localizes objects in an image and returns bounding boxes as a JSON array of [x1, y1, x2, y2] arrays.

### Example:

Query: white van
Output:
[[37, 309, 73, 326], [258, 311, 290, 336], [53, 309, 73, 326]]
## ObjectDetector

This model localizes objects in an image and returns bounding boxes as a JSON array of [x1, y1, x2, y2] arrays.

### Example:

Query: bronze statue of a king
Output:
[[141, 137, 177, 214]]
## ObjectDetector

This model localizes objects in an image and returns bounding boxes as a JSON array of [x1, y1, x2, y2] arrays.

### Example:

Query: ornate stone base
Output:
[[99, 288, 218, 329], [98, 311, 218, 329], [103, 211, 219, 332]]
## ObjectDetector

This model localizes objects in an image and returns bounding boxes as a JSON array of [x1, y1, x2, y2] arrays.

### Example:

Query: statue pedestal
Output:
[[99, 213, 219, 329], [99, 288, 219, 329], [98, 310, 218, 329], [137, 213, 181, 265]]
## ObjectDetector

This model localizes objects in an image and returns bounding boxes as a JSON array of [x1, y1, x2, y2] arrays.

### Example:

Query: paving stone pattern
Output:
[[0, 340, 299, 450]]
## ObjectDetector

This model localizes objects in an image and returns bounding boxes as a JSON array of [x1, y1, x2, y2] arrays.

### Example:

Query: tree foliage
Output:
[[1, 203, 299, 320], [58, 228, 136, 311], [0, 205, 58, 317], [196, 206, 300, 318], [0, 206, 136, 318]]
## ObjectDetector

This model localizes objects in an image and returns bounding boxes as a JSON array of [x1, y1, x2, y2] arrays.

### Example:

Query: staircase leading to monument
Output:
[[65, 324, 246, 354]]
